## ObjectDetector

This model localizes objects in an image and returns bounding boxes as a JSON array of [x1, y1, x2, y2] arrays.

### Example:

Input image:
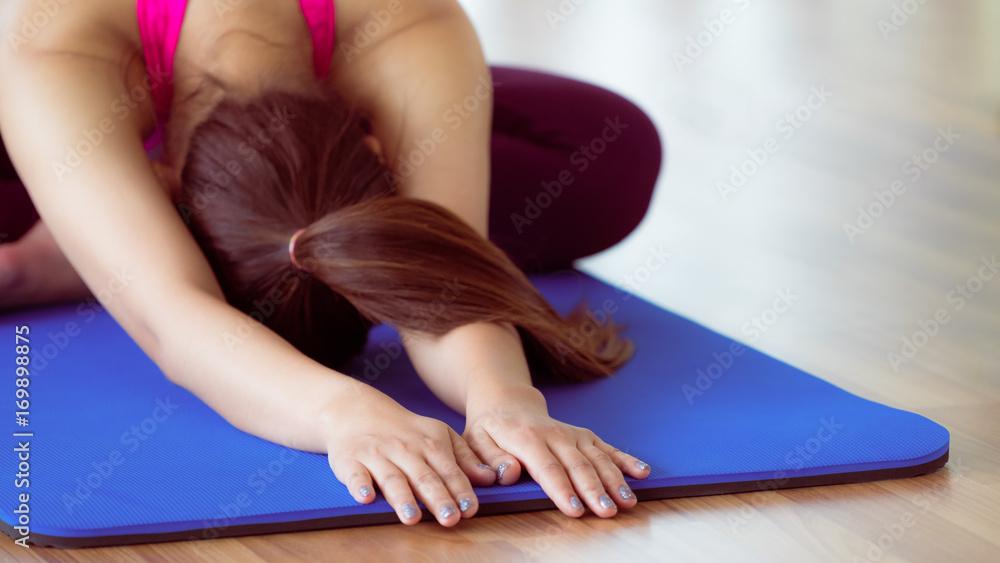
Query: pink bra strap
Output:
[[297, 0, 336, 79], [137, 0, 335, 126], [136, 0, 189, 125]]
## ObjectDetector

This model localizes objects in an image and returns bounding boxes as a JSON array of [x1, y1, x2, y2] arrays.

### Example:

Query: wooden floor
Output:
[[5, 0, 999, 561]]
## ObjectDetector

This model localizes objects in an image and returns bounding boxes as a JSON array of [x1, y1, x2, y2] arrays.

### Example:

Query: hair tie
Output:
[[288, 228, 307, 271]]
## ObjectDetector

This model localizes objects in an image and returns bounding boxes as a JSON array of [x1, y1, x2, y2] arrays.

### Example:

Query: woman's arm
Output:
[[329, 0, 649, 517], [0, 42, 486, 525], [403, 322, 651, 518], [330, 0, 492, 236], [0, 51, 342, 451]]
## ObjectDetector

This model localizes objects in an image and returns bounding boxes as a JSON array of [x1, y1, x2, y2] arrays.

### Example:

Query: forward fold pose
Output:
[[0, 0, 662, 526]]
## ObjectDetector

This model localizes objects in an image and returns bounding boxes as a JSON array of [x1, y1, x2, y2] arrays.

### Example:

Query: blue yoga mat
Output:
[[1, 270, 948, 548]]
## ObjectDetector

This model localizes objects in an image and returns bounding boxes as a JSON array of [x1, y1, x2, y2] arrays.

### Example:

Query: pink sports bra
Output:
[[136, 0, 335, 134]]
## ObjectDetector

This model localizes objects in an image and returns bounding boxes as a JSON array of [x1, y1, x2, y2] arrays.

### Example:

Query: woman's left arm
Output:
[[404, 320, 651, 519], [329, 0, 492, 236], [329, 0, 650, 518]]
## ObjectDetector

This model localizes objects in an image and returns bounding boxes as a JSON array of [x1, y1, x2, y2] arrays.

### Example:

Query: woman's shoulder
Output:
[[329, 0, 466, 80], [0, 0, 156, 163], [0, 0, 140, 64], [333, 0, 462, 47]]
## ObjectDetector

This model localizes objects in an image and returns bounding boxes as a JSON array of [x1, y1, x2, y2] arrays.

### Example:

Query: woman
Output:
[[0, 0, 662, 527]]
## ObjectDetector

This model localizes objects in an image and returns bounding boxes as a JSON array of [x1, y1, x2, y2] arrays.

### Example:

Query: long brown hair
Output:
[[177, 85, 633, 385]]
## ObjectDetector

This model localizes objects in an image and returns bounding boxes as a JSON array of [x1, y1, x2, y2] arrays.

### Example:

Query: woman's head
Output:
[[177, 85, 634, 384]]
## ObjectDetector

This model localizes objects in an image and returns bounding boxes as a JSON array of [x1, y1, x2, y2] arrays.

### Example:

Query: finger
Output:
[[580, 442, 637, 510], [514, 443, 589, 519], [330, 457, 377, 504], [363, 457, 423, 525], [551, 444, 618, 518], [450, 428, 499, 488], [463, 426, 520, 485], [413, 430, 480, 519], [395, 453, 464, 527], [592, 435, 651, 479]]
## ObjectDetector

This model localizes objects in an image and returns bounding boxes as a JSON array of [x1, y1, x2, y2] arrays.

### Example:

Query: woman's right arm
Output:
[[0, 44, 487, 525], [0, 49, 355, 452]]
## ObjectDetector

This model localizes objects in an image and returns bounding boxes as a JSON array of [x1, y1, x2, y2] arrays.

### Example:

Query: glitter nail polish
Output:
[[570, 496, 584, 511], [636, 460, 650, 471], [478, 463, 494, 471], [619, 485, 634, 500], [496, 462, 510, 481], [459, 497, 474, 512], [401, 503, 419, 520], [359, 486, 373, 498], [599, 495, 616, 509], [439, 504, 457, 519]]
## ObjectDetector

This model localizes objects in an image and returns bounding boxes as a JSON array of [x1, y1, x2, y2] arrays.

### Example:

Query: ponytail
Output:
[[179, 85, 633, 384]]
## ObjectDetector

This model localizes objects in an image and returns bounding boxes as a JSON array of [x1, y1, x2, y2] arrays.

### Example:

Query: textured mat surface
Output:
[[0, 270, 949, 548]]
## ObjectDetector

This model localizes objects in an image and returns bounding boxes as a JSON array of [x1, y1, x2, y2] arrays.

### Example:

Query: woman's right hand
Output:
[[321, 387, 498, 526]]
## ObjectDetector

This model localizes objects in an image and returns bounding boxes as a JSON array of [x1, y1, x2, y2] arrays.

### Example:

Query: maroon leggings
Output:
[[0, 67, 662, 272]]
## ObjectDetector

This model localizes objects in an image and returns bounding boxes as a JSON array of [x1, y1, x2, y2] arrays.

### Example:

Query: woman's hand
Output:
[[321, 386, 498, 526], [462, 383, 651, 518]]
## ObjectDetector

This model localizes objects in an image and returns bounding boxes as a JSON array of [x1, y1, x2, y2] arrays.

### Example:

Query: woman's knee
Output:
[[571, 91, 663, 252]]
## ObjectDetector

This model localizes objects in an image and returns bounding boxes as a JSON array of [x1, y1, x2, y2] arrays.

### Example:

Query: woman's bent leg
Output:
[[487, 67, 663, 274], [0, 134, 91, 309], [0, 133, 39, 243]]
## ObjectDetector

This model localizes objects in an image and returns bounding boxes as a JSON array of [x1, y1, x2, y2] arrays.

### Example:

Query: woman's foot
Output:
[[0, 221, 91, 310]]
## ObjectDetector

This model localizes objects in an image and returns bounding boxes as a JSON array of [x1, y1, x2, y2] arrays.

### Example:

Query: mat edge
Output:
[[3, 450, 948, 550]]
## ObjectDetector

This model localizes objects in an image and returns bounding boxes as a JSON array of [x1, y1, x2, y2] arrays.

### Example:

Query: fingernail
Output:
[[599, 495, 616, 509], [619, 484, 634, 500], [569, 496, 584, 511], [401, 503, 419, 520], [496, 462, 510, 482], [636, 460, 649, 471], [478, 463, 494, 472], [359, 486, 373, 498], [439, 504, 457, 519], [459, 497, 474, 512]]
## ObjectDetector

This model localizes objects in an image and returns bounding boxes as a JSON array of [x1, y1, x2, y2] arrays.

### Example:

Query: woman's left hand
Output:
[[462, 385, 650, 518]]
